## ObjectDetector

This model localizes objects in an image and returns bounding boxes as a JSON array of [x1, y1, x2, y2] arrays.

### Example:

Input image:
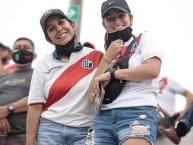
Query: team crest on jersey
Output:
[[81, 59, 93, 69], [131, 42, 139, 52], [159, 81, 165, 88]]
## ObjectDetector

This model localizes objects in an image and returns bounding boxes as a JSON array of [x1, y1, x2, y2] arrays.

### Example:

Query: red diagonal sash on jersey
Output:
[[110, 33, 142, 67], [44, 51, 103, 110], [159, 77, 168, 93]]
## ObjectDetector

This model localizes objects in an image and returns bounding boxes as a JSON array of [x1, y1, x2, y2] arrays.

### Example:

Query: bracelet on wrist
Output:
[[103, 55, 111, 64]]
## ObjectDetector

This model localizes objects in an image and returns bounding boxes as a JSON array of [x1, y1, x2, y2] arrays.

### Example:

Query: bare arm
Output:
[[0, 97, 28, 134], [115, 57, 162, 81], [0, 96, 28, 119], [12, 97, 28, 113], [88, 39, 123, 103], [26, 104, 43, 145], [183, 90, 193, 111], [92, 57, 162, 98], [177, 89, 193, 120], [88, 56, 110, 103]]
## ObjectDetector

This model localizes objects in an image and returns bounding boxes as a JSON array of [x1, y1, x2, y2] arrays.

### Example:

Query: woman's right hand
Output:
[[105, 39, 124, 61]]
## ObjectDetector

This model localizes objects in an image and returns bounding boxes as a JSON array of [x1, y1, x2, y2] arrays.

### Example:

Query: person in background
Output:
[[0, 37, 36, 145], [157, 77, 193, 129], [86, 0, 163, 145], [0, 43, 16, 74], [26, 9, 103, 145], [158, 101, 193, 144]]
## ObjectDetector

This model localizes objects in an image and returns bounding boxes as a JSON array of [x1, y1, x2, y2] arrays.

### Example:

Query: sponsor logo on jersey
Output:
[[45, 65, 63, 74]]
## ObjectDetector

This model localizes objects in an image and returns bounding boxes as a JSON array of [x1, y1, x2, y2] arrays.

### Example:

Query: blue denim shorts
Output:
[[36, 117, 89, 145], [85, 106, 157, 145]]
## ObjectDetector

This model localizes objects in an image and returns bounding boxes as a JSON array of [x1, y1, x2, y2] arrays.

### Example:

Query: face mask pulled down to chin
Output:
[[12, 49, 33, 66], [55, 34, 75, 56], [106, 27, 133, 49]]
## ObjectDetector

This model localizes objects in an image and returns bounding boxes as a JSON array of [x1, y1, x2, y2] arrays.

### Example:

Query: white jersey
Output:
[[157, 77, 185, 116], [103, 31, 163, 110], [28, 46, 103, 127]]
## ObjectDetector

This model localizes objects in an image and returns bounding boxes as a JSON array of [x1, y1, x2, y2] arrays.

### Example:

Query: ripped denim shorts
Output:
[[85, 106, 157, 145]]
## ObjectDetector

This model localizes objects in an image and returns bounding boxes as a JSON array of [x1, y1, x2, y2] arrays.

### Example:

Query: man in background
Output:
[[158, 77, 193, 127], [158, 101, 193, 144], [0, 37, 36, 145]]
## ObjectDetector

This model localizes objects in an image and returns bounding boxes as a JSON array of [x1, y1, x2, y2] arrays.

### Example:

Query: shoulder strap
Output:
[[123, 35, 136, 57]]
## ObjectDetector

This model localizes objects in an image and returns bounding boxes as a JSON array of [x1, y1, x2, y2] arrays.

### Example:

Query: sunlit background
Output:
[[1, 0, 193, 112]]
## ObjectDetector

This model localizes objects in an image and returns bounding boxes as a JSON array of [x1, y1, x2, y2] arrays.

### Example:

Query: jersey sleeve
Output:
[[140, 31, 163, 62], [28, 60, 46, 105]]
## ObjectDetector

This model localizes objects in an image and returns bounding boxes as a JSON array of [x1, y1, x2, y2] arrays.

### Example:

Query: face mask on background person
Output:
[[12, 49, 33, 66]]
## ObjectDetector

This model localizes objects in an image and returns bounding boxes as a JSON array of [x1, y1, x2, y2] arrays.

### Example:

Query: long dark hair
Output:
[[104, 31, 110, 50]]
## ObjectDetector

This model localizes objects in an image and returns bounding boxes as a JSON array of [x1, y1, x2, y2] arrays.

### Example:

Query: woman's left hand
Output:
[[93, 72, 111, 97]]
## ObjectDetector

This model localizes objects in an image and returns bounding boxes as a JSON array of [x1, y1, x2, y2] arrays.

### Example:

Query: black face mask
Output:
[[106, 27, 133, 49], [55, 35, 75, 56], [12, 49, 33, 66]]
